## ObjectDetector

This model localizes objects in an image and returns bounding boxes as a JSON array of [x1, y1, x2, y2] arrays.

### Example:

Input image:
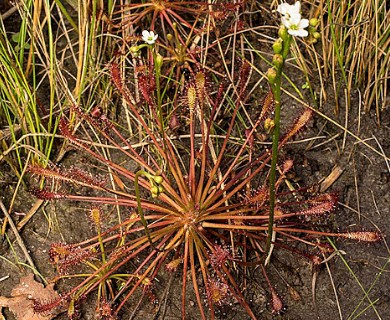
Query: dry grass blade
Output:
[[320, 165, 344, 192]]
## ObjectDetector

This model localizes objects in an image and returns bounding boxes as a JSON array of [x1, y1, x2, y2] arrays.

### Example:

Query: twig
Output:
[[0, 199, 38, 275], [0, 275, 9, 282], [0, 4, 18, 20]]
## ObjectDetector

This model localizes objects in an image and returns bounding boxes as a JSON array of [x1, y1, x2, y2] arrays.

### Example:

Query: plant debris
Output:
[[0, 274, 64, 320]]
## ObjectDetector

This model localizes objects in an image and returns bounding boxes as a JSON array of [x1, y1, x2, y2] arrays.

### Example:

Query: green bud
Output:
[[272, 38, 283, 54], [151, 185, 159, 195], [167, 34, 174, 42], [155, 53, 164, 69], [272, 54, 283, 68], [267, 68, 277, 85], [158, 185, 164, 194], [154, 175, 163, 184], [310, 18, 319, 27], [313, 32, 321, 39], [278, 26, 289, 41], [130, 46, 140, 53]]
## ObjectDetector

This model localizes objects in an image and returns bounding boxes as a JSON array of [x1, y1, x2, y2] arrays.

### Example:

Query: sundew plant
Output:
[[27, 2, 382, 319]]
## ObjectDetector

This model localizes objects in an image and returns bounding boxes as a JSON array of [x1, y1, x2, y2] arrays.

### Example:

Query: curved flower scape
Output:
[[277, 2, 309, 37]]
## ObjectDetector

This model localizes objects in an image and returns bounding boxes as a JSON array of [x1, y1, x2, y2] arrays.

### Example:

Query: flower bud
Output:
[[155, 53, 164, 69], [272, 54, 283, 68], [154, 175, 163, 184], [272, 38, 283, 54], [151, 185, 159, 195], [267, 68, 277, 85], [167, 34, 174, 42], [278, 25, 289, 41], [310, 18, 319, 27], [313, 32, 321, 39], [158, 185, 164, 194], [130, 46, 140, 53]]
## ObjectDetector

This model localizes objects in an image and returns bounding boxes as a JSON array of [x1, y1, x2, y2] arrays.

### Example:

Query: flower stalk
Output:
[[134, 169, 164, 250], [266, 2, 309, 258], [266, 34, 291, 258]]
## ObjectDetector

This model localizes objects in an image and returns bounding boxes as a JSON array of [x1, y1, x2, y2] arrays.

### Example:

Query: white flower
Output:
[[142, 30, 158, 45], [282, 13, 309, 37], [277, 1, 301, 18], [277, 2, 309, 37]]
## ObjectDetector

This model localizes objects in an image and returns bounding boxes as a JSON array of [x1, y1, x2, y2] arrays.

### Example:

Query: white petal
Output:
[[298, 18, 309, 29], [299, 30, 309, 37], [293, 2, 301, 13], [142, 30, 150, 38], [277, 3, 290, 15], [281, 16, 290, 28], [287, 29, 299, 36], [288, 29, 308, 37], [288, 13, 302, 25]]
